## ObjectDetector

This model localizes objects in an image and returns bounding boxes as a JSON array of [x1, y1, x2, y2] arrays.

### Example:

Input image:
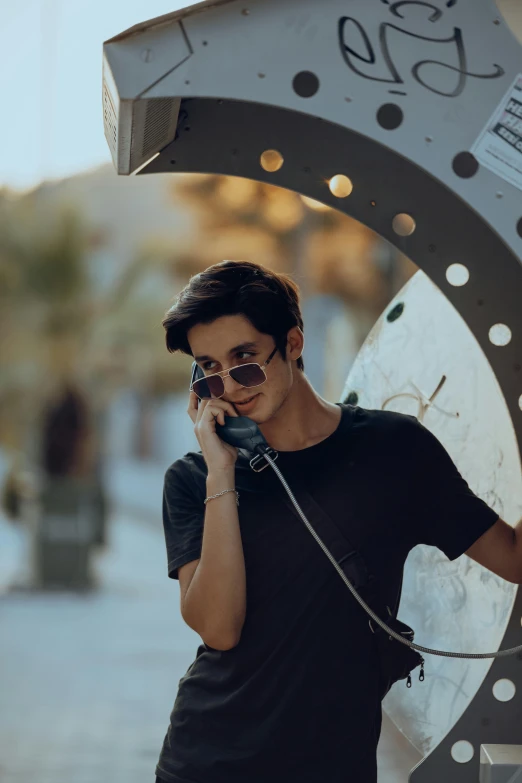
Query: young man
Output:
[[155, 259, 514, 783]]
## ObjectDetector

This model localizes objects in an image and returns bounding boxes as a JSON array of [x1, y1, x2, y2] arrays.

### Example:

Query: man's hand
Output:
[[188, 391, 238, 474]]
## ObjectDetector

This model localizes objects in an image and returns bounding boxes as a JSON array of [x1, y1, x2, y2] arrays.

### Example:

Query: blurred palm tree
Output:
[[0, 188, 187, 517]]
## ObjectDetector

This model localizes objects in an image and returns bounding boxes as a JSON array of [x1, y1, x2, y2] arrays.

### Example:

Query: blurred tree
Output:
[[169, 174, 415, 314], [0, 172, 417, 513], [0, 188, 188, 517]]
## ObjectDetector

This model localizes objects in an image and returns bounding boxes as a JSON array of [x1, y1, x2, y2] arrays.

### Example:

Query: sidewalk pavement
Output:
[[0, 510, 200, 783]]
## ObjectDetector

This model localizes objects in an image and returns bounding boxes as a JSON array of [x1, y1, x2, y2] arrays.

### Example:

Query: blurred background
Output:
[[0, 2, 521, 782]]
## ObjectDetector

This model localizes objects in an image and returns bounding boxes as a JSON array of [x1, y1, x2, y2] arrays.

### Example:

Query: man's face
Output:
[[187, 314, 295, 422]]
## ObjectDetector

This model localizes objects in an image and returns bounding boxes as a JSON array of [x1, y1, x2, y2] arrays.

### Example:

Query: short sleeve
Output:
[[403, 417, 499, 561], [162, 457, 205, 580]]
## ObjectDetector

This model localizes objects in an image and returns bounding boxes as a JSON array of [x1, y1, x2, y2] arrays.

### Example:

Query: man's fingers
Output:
[[187, 391, 198, 419], [188, 391, 207, 423], [194, 397, 238, 420], [203, 405, 227, 427], [208, 399, 238, 418]]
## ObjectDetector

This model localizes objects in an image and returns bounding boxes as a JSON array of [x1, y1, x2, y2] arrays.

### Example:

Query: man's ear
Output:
[[286, 326, 304, 362]]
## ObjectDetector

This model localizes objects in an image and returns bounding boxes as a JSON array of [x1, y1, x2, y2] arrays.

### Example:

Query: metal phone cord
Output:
[[263, 453, 522, 662]]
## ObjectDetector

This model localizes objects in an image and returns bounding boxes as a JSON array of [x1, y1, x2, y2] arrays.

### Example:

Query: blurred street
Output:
[[0, 502, 200, 783]]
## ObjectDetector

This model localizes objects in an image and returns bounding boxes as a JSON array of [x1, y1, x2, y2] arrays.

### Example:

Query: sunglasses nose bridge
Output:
[[223, 371, 243, 393]]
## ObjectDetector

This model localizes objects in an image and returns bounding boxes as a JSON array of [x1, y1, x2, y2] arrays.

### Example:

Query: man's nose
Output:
[[223, 373, 242, 394]]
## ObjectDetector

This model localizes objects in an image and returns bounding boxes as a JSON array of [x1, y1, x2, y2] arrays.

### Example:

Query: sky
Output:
[[2, 0, 520, 193], [0, 0, 188, 192]]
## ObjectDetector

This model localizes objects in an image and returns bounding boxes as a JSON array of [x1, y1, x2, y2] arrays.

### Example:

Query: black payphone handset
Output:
[[190, 361, 277, 470]]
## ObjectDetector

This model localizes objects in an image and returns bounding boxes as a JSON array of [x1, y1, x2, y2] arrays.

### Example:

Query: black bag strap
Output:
[[273, 473, 376, 594], [236, 404, 402, 624], [267, 458, 426, 697]]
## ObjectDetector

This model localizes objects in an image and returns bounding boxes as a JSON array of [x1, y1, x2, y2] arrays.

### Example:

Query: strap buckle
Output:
[[250, 448, 278, 473], [369, 605, 392, 634]]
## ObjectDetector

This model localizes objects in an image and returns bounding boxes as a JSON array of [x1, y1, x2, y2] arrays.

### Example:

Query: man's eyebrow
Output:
[[194, 342, 258, 363]]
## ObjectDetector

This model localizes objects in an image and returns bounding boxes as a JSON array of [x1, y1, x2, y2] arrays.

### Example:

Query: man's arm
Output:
[[180, 469, 247, 651], [465, 516, 522, 584]]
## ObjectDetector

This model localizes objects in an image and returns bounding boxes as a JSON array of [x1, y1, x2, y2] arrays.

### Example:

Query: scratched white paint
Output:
[[342, 270, 521, 756]]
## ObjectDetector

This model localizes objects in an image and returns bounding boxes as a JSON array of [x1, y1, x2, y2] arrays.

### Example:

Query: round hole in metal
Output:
[[392, 213, 416, 236], [329, 175, 353, 198], [452, 151, 479, 178], [260, 149, 284, 172], [451, 740, 474, 764], [489, 324, 512, 346], [386, 302, 405, 323], [376, 103, 403, 130], [492, 678, 516, 702], [292, 71, 320, 98], [446, 263, 470, 286]]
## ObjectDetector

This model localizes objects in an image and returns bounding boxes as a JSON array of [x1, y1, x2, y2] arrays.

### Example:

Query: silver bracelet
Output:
[[204, 488, 239, 506]]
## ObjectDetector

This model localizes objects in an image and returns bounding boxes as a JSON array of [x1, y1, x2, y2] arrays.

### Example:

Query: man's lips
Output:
[[231, 393, 259, 404]]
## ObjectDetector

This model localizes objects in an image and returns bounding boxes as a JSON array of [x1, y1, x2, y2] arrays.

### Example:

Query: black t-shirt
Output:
[[156, 404, 499, 783]]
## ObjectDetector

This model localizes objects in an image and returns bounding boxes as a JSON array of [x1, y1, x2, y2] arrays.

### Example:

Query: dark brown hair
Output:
[[162, 260, 304, 371]]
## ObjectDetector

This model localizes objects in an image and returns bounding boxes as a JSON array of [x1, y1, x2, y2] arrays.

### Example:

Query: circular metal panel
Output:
[[342, 270, 521, 759]]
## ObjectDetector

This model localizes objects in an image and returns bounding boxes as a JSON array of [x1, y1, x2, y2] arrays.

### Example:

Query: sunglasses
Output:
[[190, 346, 278, 400]]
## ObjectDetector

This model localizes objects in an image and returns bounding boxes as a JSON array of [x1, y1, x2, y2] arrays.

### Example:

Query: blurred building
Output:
[[0, 165, 416, 490], [30, 164, 196, 292]]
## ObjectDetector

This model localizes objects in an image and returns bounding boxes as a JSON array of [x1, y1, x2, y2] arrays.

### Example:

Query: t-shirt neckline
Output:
[[236, 403, 353, 469], [265, 402, 349, 462]]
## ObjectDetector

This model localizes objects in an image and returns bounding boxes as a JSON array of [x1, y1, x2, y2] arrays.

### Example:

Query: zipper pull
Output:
[[419, 658, 425, 682], [406, 674, 412, 688]]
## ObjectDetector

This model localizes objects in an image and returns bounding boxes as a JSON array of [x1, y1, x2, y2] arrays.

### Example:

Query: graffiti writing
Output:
[[338, 1, 504, 98]]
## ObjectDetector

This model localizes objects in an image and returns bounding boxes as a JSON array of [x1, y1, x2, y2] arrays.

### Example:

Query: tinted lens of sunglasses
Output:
[[229, 363, 266, 387], [192, 374, 225, 399]]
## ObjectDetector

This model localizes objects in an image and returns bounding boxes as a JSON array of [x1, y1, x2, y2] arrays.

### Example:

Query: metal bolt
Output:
[[496, 191, 504, 198], [425, 136, 433, 143]]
